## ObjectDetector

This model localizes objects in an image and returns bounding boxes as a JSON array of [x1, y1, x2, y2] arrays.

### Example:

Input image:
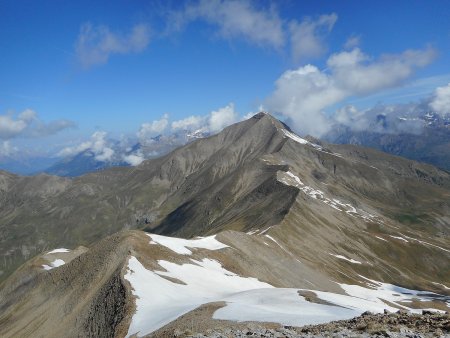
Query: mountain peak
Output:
[[248, 112, 292, 132], [251, 111, 269, 120]]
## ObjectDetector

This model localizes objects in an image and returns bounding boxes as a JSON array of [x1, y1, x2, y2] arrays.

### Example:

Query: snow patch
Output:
[[431, 282, 450, 290], [214, 288, 358, 327], [215, 278, 448, 326], [400, 234, 450, 253], [277, 170, 383, 224], [329, 253, 362, 264], [335, 277, 446, 314], [389, 235, 409, 243], [148, 234, 228, 255], [281, 129, 308, 144], [375, 236, 388, 242], [47, 248, 70, 254], [42, 259, 65, 270]]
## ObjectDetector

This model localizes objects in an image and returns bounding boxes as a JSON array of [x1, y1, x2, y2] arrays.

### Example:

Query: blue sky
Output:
[[1, 0, 450, 157]]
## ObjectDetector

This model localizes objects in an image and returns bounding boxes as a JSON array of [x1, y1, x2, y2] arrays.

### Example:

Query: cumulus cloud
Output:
[[289, 13, 337, 62], [430, 83, 450, 116], [0, 115, 27, 140], [171, 115, 204, 131], [169, 0, 284, 49], [334, 105, 369, 131], [265, 47, 436, 136], [58, 131, 114, 161], [170, 103, 238, 135], [208, 103, 238, 132], [0, 141, 17, 157], [137, 114, 169, 143], [0, 109, 75, 140], [344, 35, 361, 49], [76, 22, 151, 68], [123, 153, 145, 166]]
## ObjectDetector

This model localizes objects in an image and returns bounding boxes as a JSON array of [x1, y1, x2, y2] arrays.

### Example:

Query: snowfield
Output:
[[124, 236, 448, 337], [124, 256, 272, 337]]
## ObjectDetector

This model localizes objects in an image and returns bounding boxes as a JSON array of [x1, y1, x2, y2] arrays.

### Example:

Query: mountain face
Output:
[[0, 113, 449, 337], [325, 111, 450, 172]]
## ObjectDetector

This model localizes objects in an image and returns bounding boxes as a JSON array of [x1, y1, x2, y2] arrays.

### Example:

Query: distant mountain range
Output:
[[325, 110, 450, 172], [43, 130, 210, 177], [0, 113, 449, 337], [2, 110, 449, 178]]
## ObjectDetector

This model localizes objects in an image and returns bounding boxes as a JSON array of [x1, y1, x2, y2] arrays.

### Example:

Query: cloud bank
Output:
[[265, 47, 436, 136]]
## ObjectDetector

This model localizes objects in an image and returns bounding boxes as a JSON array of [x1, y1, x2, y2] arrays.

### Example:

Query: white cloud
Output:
[[170, 3, 339, 61], [170, 0, 284, 49], [0, 141, 17, 157], [331, 102, 428, 135], [18, 109, 37, 122], [76, 22, 151, 68], [430, 83, 450, 116], [58, 131, 114, 161], [289, 13, 337, 62], [0, 115, 27, 140], [327, 47, 435, 94], [169, 104, 238, 135], [123, 153, 145, 166], [266, 47, 436, 136], [29, 119, 76, 138], [208, 103, 238, 132], [137, 114, 169, 142], [334, 105, 369, 131], [171, 115, 204, 131], [344, 35, 361, 49], [242, 112, 257, 120], [0, 109, 74, 140]]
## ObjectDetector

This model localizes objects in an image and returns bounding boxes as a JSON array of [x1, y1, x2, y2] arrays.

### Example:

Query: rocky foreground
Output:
[[171, 311, 449, 338]]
